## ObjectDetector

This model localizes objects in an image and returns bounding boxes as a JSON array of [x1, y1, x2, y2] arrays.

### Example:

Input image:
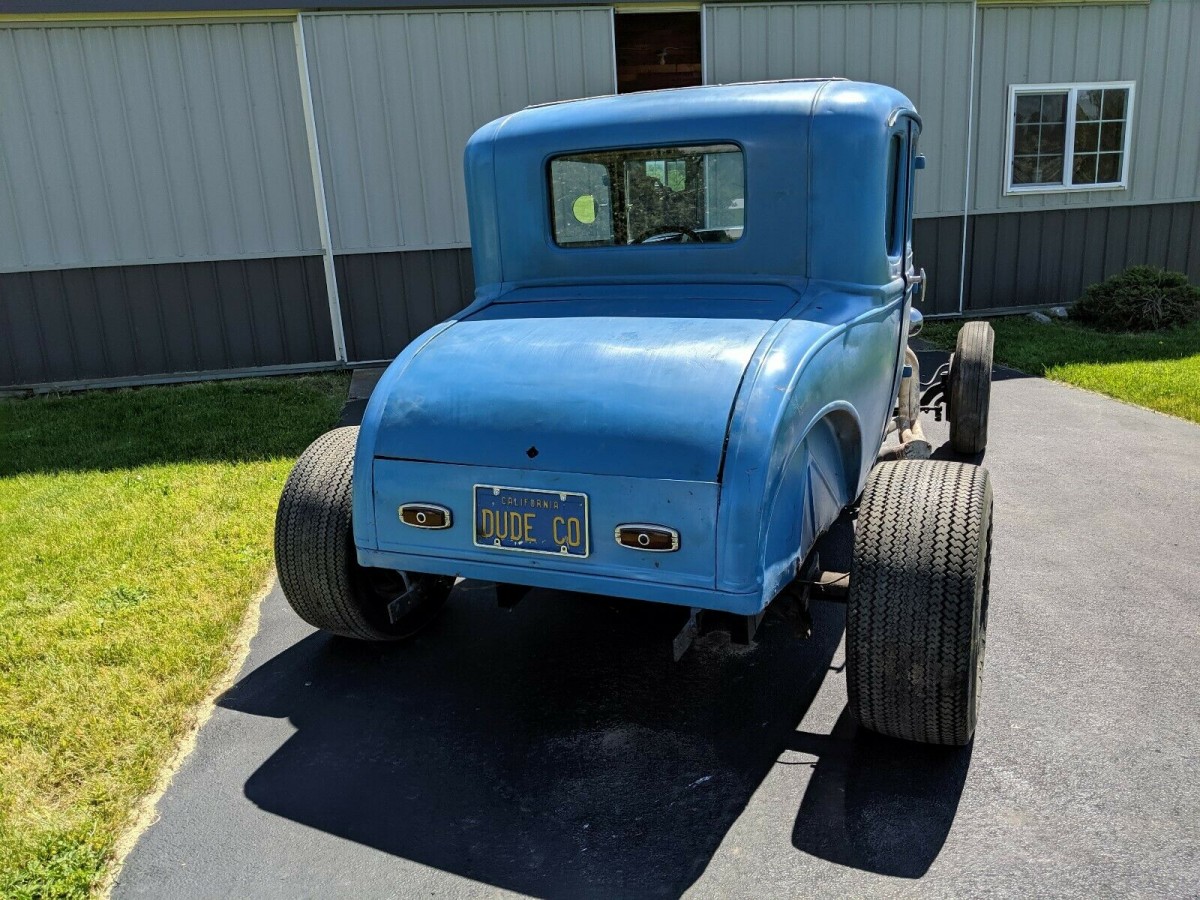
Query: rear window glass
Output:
[[549, 143, 744, 247]]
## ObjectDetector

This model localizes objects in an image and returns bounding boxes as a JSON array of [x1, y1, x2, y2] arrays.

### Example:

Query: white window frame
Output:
[[1004, 81, 1136, 195]]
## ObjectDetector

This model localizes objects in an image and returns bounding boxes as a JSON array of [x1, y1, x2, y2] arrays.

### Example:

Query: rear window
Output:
[[549, 144, 744, 247]]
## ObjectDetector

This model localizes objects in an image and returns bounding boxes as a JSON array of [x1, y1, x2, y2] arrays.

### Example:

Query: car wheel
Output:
[[948, 321, 994, 455], [846, 460, 993, 746], [274, 426, 453, 641]]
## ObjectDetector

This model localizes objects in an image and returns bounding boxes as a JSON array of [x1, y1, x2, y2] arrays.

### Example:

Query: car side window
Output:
[[885, 133, 905, 257]]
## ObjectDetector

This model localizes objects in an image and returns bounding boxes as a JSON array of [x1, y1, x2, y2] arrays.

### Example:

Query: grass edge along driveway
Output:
[[921, 318, 1200, 425], [0, 374, 347, 899]]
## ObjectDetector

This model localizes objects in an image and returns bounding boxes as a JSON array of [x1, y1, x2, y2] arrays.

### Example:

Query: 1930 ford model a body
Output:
[[276, 81, 996, 746]]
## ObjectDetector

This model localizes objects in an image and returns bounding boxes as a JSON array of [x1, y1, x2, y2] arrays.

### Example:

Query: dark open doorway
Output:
[[614, 12, 702, 94]]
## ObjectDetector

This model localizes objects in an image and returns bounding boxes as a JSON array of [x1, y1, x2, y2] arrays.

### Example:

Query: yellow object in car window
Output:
[[572, 194, 596, 224]]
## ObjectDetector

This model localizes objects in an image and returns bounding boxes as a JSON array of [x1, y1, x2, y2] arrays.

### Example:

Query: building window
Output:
[[1006, 82, 1135, 194]]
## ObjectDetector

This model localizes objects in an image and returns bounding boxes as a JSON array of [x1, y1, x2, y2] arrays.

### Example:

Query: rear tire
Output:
[[274, 426, 453, 641], [846, 460, 993, 746], [948, 321, 994, 455]]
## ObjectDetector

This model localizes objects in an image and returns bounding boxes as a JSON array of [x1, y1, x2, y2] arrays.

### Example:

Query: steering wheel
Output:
[[633, 225, 704, 244]]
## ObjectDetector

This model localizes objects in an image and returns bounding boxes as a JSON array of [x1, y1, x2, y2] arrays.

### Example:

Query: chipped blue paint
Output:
[[353, 80, 923, 615]]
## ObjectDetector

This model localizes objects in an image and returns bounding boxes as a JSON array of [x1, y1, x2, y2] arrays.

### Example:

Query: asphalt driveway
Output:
[[114, 356, 1200, 898]]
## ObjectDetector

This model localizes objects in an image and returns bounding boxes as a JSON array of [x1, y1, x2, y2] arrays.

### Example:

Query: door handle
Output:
[[908, 267, 927, 306]]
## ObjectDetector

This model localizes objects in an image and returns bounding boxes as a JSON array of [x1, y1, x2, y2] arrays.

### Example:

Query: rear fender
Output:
[[352, 318, 461, 551], [716, 286, 900, 598], [758, 406, 862, 602]]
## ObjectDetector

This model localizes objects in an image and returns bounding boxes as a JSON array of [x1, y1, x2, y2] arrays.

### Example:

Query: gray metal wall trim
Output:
[[294, 12, 348, 362], [0, 1, 626, 12], [0, 255, 336, 389], [2, 361, 345, 398], [957, 0, 978, 315], [336, 248, 475, 363], [3, 249, 324, 275]]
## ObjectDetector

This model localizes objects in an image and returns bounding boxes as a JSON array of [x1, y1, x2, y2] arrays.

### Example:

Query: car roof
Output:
[[464, 80, 918, 291], [493, 79, 868, 148]]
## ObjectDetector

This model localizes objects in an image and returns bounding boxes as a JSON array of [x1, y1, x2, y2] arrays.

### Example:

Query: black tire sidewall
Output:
[[949, 322, 994, 455], [275, 426, 450, 641]]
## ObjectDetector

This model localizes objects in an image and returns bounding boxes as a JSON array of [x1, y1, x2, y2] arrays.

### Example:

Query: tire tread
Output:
[[846, 460, 993, 746]]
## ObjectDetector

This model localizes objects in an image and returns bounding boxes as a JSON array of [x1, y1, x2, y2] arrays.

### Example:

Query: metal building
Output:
[[1, 0, 1197, 391]]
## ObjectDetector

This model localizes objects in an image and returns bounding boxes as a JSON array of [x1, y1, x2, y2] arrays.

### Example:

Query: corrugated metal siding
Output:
[[703, 0, 975, 218], [0, 256, 334, 388], [912, 215, 963, 316], [336, 249, 474, 361], [963, 200, 1200, 311], [0, 21, 321, 272], [302, 9, 616, 253], [971, 0, 1200, 213]]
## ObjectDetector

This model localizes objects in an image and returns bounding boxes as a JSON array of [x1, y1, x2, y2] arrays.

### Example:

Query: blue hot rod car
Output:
[[275, 80, 996, 746]]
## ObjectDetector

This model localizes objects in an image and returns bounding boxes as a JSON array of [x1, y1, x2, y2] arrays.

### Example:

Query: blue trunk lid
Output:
[[367, 291, 797, 482]]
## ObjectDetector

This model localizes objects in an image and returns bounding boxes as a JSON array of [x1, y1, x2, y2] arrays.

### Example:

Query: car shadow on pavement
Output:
[[219, 517, 971, 896], [220, 584, 850, 898], [788, 710, 972, 878]]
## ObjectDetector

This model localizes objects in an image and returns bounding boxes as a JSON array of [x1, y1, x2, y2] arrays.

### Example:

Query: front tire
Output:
[[846, 460, 993, 746], [948, 321, 995, 455], [274, 426, 453, 641]]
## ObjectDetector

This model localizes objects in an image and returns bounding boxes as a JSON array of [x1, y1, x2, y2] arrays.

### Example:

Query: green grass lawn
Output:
[[922, 318, 1200, 424], [0, 374, 347, 898]]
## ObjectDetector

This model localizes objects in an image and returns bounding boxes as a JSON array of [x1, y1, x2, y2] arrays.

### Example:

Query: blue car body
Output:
[[352, 79, 923, 616]]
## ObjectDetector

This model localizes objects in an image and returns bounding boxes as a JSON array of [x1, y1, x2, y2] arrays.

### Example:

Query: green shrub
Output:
[[1072, 266, 1200, 333]]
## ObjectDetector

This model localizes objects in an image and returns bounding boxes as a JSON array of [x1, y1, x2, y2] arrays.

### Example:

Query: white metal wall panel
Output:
[[302, 9, 616, 253], [703, 1, 975, 218], [971, 0, 1200, 213], [0, 22, 321, 273]]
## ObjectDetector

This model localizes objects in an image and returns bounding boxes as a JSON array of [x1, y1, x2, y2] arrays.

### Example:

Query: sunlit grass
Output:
[[922, 318, 1200, 424], [0, 374, 347, 898]]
